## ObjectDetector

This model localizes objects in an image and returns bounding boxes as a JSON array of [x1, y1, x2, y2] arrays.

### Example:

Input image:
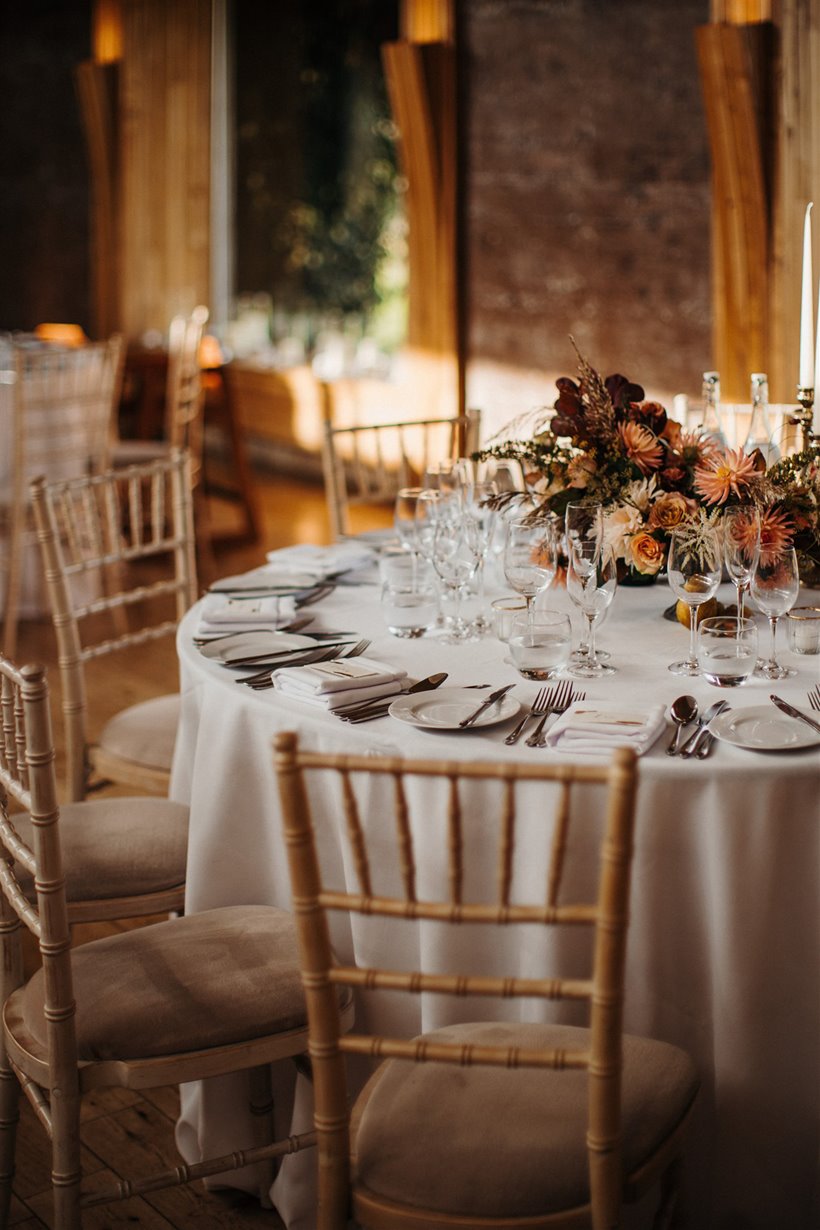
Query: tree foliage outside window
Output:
[[234, 0, 406, 350]]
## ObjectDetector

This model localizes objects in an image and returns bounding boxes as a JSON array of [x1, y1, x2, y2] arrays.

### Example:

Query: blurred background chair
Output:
[[30, 450, 197, 802], [0, 335, 124, 658], [321, 407, 481, 539], [112, 306, 209, 482], [275, 733, 699, 1230], [0, 656, 347, 1228]]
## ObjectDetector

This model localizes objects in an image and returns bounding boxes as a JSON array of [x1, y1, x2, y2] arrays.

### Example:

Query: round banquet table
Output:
[[170, 567, 819, 1230]]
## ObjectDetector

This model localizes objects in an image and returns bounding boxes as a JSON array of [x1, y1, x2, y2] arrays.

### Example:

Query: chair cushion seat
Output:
[[97, 693, 180, 773], [10, 797, 188, 901], [16, 906, 308, 1061], [352, 1021, 699, 1219]]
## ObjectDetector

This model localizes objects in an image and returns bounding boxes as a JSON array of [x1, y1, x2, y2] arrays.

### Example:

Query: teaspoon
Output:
[[666, 694, 698, 756]]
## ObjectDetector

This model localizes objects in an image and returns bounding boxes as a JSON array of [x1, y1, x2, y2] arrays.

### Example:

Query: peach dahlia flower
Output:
[[693, 448, 758, 504], [618, 422, 664, 474]]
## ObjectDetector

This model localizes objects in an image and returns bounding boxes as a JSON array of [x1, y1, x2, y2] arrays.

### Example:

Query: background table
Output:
[[171, 572, 819, 1230]]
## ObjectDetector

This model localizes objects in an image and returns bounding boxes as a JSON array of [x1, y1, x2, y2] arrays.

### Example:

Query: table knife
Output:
[[769, 694, 820, 735], [458, 683, 515, 728]]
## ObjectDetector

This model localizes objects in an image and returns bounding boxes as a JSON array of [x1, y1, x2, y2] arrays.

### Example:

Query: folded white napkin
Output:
[[265, 542, 375, 579], [273, 657, 407, 710], [196, 594, 297, 635], [545, 701, 666, 756]]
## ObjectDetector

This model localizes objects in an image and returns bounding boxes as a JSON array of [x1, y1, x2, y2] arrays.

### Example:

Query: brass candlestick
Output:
[[793, 386, 819, 452]]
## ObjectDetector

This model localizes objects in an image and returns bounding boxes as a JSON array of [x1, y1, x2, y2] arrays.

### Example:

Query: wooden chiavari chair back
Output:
[[274, 733, 699, 1230]]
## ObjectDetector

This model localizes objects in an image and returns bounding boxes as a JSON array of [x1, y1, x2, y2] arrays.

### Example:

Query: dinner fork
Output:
[[504, 685, 551, 746], [244, 639, 371, 690], [526, 680, 579, 747], [808, 685, 820, 712]]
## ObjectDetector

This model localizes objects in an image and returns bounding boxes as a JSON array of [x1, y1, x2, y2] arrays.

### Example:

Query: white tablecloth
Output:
[[170, 572, 820, 1230]]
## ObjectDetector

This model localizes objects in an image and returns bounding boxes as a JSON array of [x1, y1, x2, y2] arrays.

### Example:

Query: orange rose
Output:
[[647, 491, 697, 532], [628, 531, 665, 575]]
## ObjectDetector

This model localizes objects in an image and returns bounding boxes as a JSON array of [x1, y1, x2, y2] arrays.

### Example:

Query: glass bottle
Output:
[[701, 371, 727, 448], [743, 373, 779, 465]]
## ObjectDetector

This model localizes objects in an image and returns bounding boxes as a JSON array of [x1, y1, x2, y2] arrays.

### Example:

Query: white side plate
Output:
[[199, 631, 315, 662], [389, 687, 519, 731], [710, 705, 820, 751]]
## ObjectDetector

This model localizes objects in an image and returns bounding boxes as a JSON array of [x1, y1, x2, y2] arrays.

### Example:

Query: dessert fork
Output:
[[808, 685, 820, 712], [529, 681, 585, 747], [504, 685, 551, 746]]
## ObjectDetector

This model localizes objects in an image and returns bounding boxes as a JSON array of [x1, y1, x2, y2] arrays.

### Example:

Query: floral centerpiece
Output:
[[477, 342, 820, 585]]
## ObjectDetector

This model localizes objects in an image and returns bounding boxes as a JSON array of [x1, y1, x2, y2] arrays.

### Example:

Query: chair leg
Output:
[[50, 1084, 83, 1229], [248, 1064, 276, 1209], [0, 1056, 20, 1225]]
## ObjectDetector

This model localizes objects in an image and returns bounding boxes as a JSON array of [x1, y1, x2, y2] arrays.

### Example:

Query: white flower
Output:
[[604, 504, 643, 559], [621, 475, 658, 514]]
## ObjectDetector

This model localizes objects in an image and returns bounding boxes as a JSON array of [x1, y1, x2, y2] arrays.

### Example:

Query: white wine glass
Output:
[[723, 505, 760, 620], [750, 546, 800, 679], [431, 508, 482, 641], [564, 502, 604, 574], [464, 479, 498, 633], [502, 517, 559, 626], [566, 546, 617, 677], [666, 528, 722, 676]]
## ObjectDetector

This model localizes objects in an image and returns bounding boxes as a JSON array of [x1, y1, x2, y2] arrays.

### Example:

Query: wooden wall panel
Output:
[[119, 0, 211, 338]]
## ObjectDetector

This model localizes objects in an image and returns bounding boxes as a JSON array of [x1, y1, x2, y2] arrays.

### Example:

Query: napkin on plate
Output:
[[273, 657, 407, 710], [544, 701, 666, 756], [265, 542, 376, 579], [195, 594, 297, 636]]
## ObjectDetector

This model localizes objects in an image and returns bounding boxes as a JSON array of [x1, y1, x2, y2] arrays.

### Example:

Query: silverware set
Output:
[[677, 700, 729, 759], [238, 639, 371, 690], [504, 680, 583, 747], [335, 672, 449, 723]]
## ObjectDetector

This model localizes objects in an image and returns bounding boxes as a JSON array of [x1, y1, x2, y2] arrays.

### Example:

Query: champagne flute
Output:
[[566, 546, 617, 677], [750, 546, 799, 679], [502, 518, 560, 626], [723, 505, 760, 619], [666, 528, 722, 675]]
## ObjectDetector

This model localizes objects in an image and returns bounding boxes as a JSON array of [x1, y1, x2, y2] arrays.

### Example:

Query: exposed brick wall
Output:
[[462, 0, 712, 435]]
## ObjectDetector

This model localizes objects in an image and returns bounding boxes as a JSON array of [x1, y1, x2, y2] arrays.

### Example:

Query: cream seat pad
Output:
[[10, 797, 188, 900], [17, 905, 307, 1060], [97, 693, 180, 772], [353, 1021, 699, 1218]]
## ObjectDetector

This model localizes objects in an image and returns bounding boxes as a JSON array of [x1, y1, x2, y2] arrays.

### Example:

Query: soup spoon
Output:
[[666, 695, 697, 756]]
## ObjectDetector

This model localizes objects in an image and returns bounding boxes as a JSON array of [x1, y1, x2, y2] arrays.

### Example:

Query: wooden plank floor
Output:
[[9, 462, 385, 1229]]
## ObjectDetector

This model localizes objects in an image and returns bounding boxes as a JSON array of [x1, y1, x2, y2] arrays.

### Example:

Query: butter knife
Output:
[[769, 694, 820, 735], [458, 683, 515, 728]]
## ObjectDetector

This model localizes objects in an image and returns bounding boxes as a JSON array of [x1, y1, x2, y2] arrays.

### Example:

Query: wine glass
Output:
[[464, 479, 498, 633], [564, 502, 604, 571], [666, 528, 722, 675], [431, 507, 483, 641], [722, 505, 760, 619], [566, 546, 617, 677], [393, 487, 424, 556], [414, 488, 450, 624], [422, 460, 462, 500], [502, 517, 560, 626], [750, 546, 800, 679]]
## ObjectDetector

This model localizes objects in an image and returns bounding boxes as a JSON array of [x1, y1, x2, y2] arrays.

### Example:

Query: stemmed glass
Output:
[[565, 502, 606, 663], [431, 506, 483, 641], [566, 546, 617, 677], [502, 517, 560, 626], [393, 487, 424, 558], [750, 546, 800, 679], [464, 479, 498, 633], [666, 527, 722, 675], [414, 488, 450, 624], [723, 505, 760, 619]]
